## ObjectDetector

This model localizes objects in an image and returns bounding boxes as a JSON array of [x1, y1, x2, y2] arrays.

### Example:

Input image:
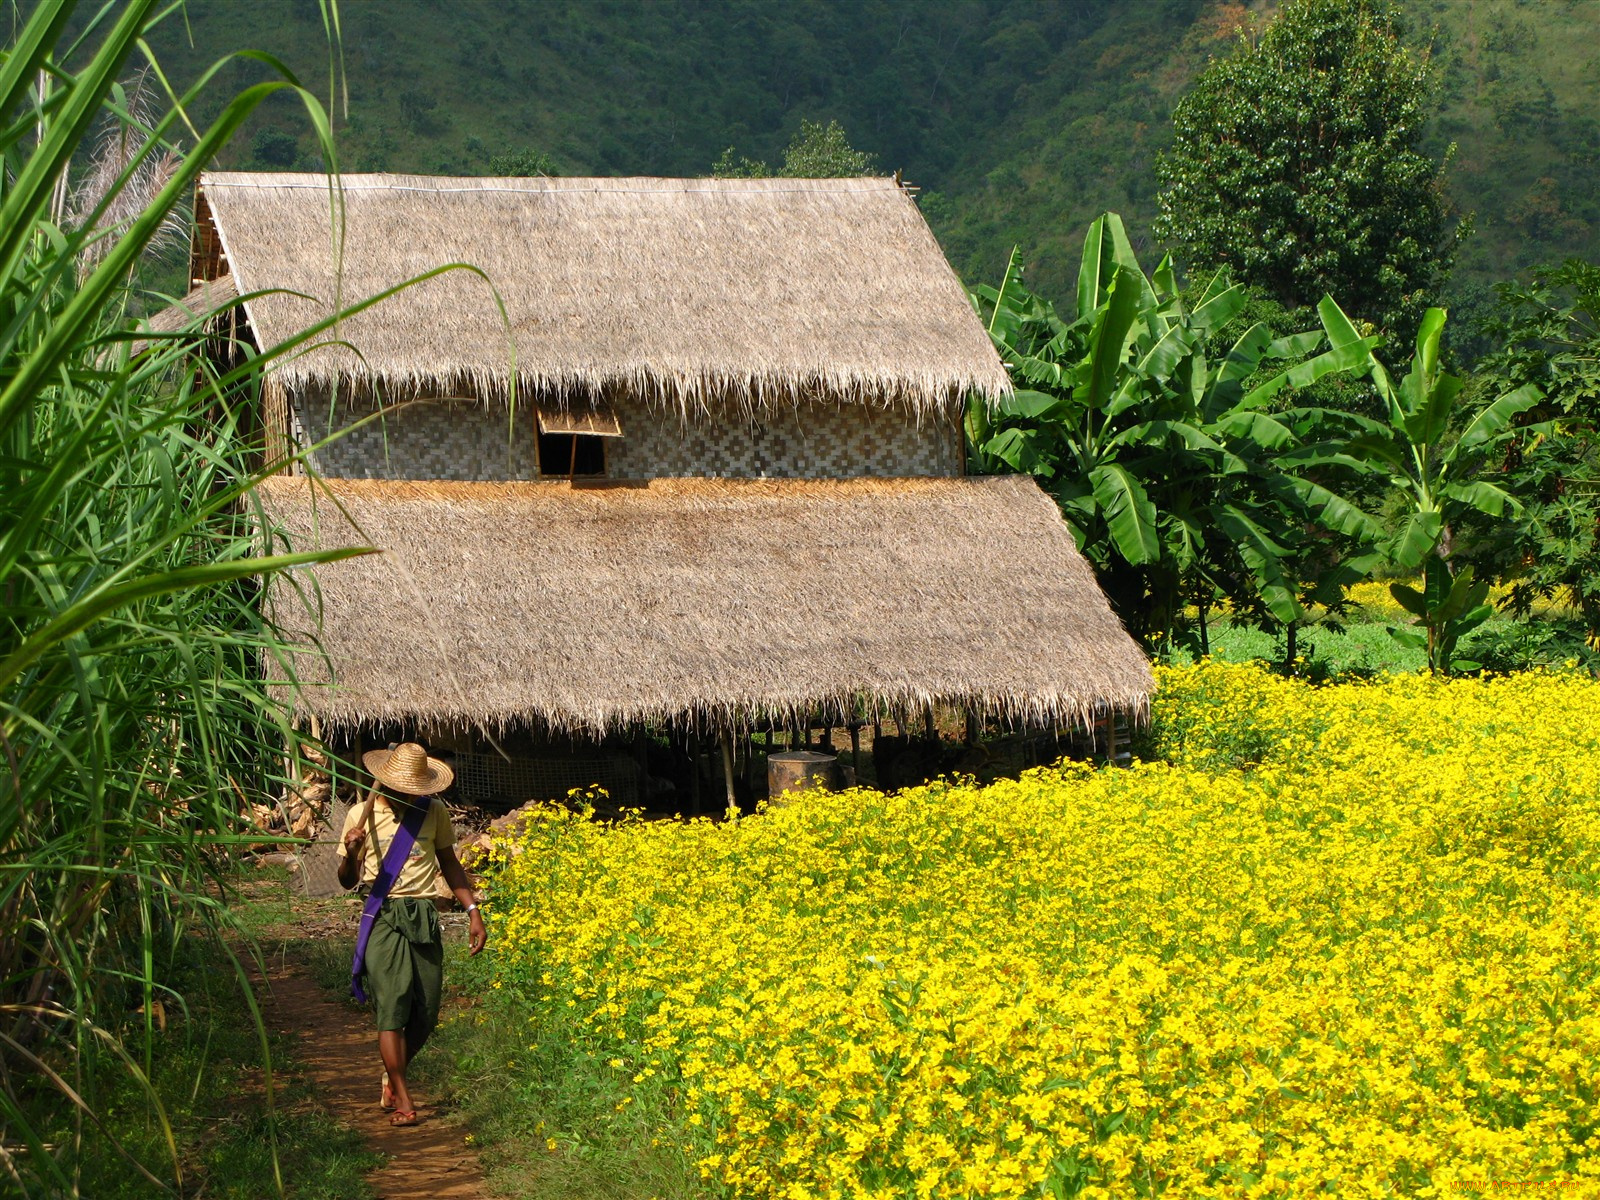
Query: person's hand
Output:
[[468, 908, 487, 956], [343, 825, 366, 854]]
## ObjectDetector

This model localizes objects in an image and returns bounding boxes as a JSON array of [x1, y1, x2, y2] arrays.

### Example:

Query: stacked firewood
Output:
[[452, 799, 545, 869], [244, 746, 334, 847]]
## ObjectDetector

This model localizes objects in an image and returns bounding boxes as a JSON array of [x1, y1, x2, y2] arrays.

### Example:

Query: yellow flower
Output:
[[482, 663, 1600, 1197]]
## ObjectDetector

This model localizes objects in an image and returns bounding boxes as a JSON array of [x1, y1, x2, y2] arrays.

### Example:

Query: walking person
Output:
[[336, 742, 487, 1127]]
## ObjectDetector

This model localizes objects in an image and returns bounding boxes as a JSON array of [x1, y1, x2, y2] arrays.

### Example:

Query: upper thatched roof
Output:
[[256, 474, 1150, 734], [199, 172, 1011, 413]]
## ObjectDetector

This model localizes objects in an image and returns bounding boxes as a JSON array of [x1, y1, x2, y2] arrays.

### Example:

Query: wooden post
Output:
[[923, 705, 937, 742], [720, 732, 737, 817], [964, 709, 980, 746], [634, 725, 649, 801], [689, 731, 702, 817]]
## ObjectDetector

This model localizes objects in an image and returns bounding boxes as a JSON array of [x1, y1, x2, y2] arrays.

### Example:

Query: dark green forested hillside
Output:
[[126, 0, 1600, 305]]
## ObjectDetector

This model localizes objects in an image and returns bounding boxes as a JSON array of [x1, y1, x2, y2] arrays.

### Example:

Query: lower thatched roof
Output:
[[255, 475, 1152, 734], [129, 274, 238, 356]]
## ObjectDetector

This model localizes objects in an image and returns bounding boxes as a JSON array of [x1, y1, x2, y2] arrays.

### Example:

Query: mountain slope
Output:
[[131, 0, 1599, 303]]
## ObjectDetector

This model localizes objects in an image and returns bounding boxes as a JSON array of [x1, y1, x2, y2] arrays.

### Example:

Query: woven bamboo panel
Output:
[[292, 393, 961, 481]]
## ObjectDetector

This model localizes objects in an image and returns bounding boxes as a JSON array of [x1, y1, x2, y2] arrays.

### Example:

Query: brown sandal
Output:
[[389, 1109, 419, 1127]]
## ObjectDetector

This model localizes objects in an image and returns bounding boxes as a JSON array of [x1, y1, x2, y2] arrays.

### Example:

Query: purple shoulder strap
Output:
[[350, 799, 430, 1001]]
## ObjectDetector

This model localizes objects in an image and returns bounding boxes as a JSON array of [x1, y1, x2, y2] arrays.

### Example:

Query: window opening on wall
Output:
[[536, 398, 622, 479], [538, 433, 607, 477]]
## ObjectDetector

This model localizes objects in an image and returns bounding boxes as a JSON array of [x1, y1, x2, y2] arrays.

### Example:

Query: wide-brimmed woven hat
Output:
[[363, 742, 453, 796]]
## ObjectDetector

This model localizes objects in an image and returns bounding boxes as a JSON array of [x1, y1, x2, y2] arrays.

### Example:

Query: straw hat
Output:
[[363, 742, 453, 796]]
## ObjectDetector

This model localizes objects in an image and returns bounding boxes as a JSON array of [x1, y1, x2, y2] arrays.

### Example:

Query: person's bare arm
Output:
[[337, 824, 365, 890], [437, 846, 487, 955]]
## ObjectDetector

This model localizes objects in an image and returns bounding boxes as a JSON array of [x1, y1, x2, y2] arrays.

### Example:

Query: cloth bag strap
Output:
[[350, 796, 429, 1001]]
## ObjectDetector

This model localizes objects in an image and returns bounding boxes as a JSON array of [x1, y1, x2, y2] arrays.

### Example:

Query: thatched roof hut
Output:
[[198, 171, 1153, 746], [258, 475, 1153, 735], [196, 172, 1011, 412]]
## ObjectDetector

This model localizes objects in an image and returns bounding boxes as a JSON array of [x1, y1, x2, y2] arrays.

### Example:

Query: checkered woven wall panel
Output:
[[296, 397, 540, 480], [451, 750, 639, 813], [294, 394, 962, 480]]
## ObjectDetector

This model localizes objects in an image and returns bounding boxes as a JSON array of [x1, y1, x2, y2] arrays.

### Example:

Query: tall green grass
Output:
[[0, 3, 364, 1193]]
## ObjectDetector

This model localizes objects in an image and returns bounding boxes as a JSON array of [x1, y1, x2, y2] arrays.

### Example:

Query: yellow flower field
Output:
[[486, 663, 1600, 1198]]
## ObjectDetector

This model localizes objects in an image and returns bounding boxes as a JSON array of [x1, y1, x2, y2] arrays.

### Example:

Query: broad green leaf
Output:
[[1341, 432, 1406, 471], [1414, 307, 1447, 385], [982, 246, 1028, 342], [1216, 322, 1277, 385], [1186, 283, 1247, 336], [1317, 296, 1367, 351], [1440, 479, 1520, 518], [1265, 329, 1325, 359], [1076, 217, 1110, 321], [995, 389, 1070, 421], [1239, 335, 1379, 410], [1455, 606, 1493, 638], [1089, 463, 1160, 564], [1214, 410, 1296, 450], [1131, 320, 1201, 385], [1391, 510, 1444, 569], [1083, 267, 1141, 411], [1194, 268, 1234, 310], [1214, 504, 1300, 623], [1410, 369, 1463, 448], [982, 427, 1045, 474], [1106, 420, 1220, 453], [1389, 583, 1429, 618], [1152, 253, 1177, 302], [1278, 476, 1385, 541], [1453, 383, 1543, 454], [1076, 212, 1153, 322]]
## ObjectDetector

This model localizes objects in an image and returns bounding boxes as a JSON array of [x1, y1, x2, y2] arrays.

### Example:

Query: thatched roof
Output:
[[256, 474, 1151, 734], [199, 173, 1011, 413], [128, 273, 237, 356]]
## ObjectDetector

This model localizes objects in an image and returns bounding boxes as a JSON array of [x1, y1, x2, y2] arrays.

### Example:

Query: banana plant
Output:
[[1345, 307, 1543, 671], [1389, 561, 1494, 673], [969, 214, 1381, 645]]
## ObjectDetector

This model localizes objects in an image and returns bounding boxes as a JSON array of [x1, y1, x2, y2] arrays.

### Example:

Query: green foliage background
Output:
[[128, 0, 1599, 309]]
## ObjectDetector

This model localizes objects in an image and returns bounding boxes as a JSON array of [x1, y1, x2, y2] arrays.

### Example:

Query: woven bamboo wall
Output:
[[291, 393, 963, 480]]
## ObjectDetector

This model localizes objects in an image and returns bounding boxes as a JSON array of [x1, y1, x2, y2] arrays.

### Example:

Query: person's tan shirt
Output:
[[336, 795, 455, 899]]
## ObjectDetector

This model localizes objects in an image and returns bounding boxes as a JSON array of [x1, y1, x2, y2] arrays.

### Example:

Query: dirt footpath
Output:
[[259, 956, 490, 1200]]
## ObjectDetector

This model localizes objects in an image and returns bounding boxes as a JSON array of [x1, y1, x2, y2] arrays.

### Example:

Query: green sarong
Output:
[[361, 897, 442, 1042]]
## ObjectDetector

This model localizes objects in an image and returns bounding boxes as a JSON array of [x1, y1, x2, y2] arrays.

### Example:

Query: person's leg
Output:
[[364, 906, 420, 1122], [378, 1028, 416, 1119], [404, 932, 444, 1060]]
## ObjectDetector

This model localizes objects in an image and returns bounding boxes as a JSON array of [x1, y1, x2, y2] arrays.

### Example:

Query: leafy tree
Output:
[[713, 118, 878, 178], [780, 118, 878, 176], [487, 146, 556, 176], [250, 125, 299, 167], [968, 214, 1380, 647], [1155, 0, 1464, 340], [1472, 260, 1600, 638], [1347, 309, 1542, 671]]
